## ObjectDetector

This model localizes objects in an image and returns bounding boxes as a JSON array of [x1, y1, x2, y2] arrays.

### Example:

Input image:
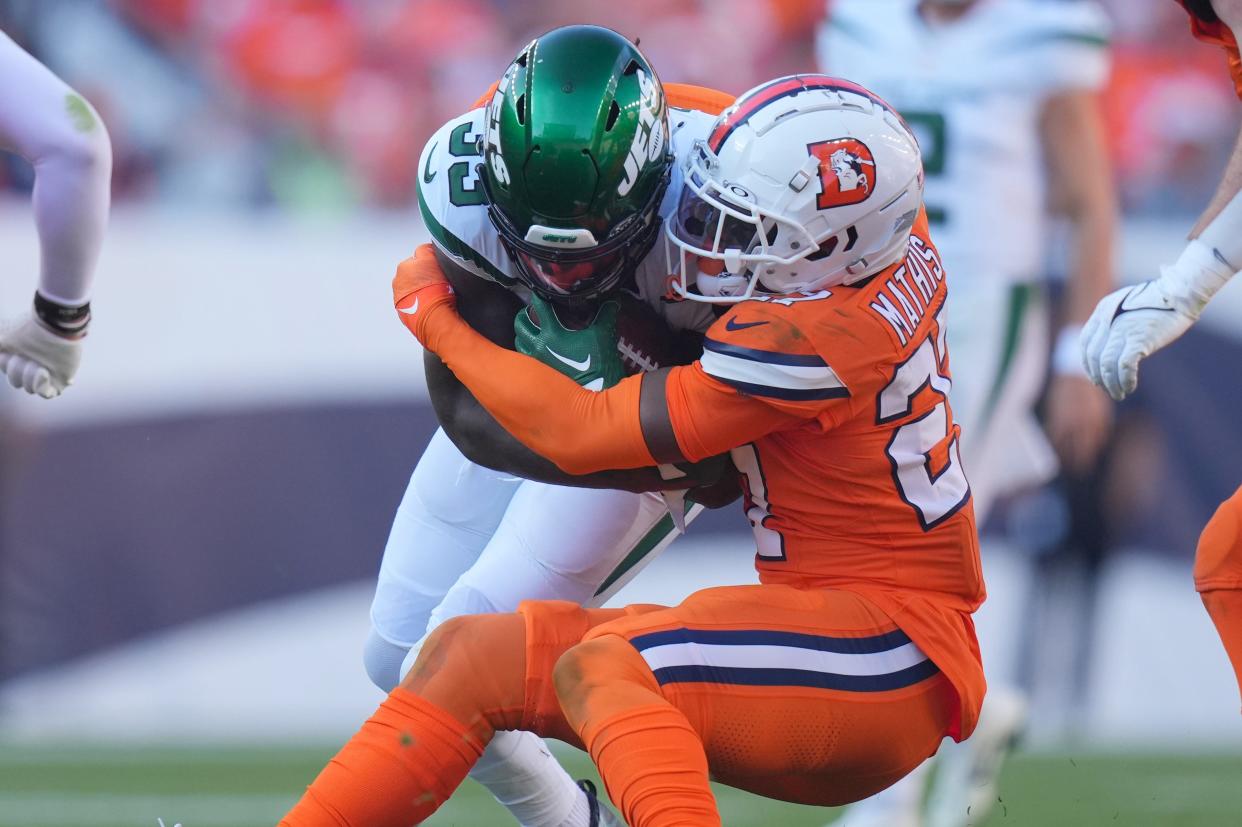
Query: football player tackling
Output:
[[0, 29, 110, 398], [281, 76, 984, 827], [1080, 0, 1242, 710], [367, 25, 735, 827]]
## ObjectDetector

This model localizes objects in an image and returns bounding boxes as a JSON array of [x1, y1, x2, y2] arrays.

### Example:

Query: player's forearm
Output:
[[1165, 126, 1242, 306], [424, 302, 656, 475], [1191, 124, 1242, 244], [426, 350, 708, 491], [0, 32, 111, 305], [1043, 91, 1117, 327], [1063, 198, 1115, 327]]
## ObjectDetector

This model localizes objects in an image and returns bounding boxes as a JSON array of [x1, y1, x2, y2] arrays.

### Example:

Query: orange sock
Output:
[[1194, 486, 1242, 711], [559, 635, 720, 827], [281, 606, 614, 826], [583, 704, 720, 827], [278, 688, 484, 827]]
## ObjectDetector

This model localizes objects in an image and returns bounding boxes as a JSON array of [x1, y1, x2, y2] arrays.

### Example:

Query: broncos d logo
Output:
[[807, 138, 876, 209]]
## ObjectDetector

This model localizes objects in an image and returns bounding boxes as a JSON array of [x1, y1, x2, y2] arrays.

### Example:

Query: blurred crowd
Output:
[[0, 0, 1237, 213]]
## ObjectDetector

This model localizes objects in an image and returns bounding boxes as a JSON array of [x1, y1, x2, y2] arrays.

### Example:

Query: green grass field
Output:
[[1, 744, 1239, 826]]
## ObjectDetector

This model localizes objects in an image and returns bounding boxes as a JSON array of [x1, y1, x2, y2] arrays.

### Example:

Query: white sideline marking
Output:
[[0, 793, 296, 826]]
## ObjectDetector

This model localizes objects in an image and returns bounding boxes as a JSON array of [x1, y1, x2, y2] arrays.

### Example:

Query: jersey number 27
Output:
[[878, 316, 970, 530]]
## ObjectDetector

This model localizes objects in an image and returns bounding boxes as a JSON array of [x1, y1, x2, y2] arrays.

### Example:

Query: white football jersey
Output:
[[416, 103, 718, 334], [818, 0, 1111, 286]]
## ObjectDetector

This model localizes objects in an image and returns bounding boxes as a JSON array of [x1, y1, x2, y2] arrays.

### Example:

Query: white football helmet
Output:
[[665, 75, 924, 303]]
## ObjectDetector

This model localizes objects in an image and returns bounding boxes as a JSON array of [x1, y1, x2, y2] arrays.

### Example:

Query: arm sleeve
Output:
[[664, 83, 735, 115], [417, 292, 655, 476], [0, 32, 111, 305], [407, 265, 809, 473], [429, 311, 810, 471]]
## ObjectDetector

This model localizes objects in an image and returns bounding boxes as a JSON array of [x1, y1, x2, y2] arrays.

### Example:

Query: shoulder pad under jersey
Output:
[[416, 110, 519, 287], [699, 293, 853, 404]]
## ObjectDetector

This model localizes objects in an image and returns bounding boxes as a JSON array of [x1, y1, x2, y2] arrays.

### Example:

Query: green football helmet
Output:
[[479, 25, 672, 304]]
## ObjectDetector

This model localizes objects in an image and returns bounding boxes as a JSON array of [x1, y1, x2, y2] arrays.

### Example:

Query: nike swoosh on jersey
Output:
[[423, 142, 438, 184], [545, 345, 591, 372], [399, 298, 419, 315], [1110, 283, 1176, 322], [725, 318, 770, 332]]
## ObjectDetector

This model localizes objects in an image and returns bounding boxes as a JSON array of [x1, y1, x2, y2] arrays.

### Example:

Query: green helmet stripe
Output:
[[479, 25, 673, 303]]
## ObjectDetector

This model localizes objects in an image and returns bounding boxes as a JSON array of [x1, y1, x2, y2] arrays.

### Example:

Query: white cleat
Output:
[[924, 687, 1028, 827], [827, 759, 931, 827]]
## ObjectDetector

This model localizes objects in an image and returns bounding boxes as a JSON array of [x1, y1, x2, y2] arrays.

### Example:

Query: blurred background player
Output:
[[364, 25, 734, 827], [1082, 0, 1242, 710], [0, 28, 110, 398], [819, 1, 1117, 825]]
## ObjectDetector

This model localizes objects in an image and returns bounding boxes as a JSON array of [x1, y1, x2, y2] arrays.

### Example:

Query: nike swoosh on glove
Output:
[[393, 244, 456, 346], [1080, 240, 1233, 401], [1080, 279, 1198, 401], [0, 316, 83, 399]]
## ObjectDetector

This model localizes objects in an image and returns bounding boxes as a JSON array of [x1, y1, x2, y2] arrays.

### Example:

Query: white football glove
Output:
[[0, 315, 84, 399], [1080, 239, 1233, 401]]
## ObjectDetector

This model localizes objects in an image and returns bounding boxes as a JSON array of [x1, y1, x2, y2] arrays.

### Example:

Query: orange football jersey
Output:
[[664, 209, 985, 737], [1176, 0, 1242, 98]]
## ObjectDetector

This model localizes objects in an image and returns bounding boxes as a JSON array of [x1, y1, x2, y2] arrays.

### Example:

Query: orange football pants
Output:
[[1194, 484, 1242, 708], [280, 585, 957, 827], [560, 584, 957, 813]]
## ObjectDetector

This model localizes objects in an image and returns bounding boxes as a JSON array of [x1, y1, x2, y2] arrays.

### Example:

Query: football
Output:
[[612, 289, 704, 375]]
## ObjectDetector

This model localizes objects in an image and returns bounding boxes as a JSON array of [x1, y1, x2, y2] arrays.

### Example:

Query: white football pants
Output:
[[369, 428, 687, 660]]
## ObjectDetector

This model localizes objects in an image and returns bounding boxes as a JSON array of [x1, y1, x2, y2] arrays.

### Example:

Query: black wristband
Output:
[[34, 292, 91, 338]]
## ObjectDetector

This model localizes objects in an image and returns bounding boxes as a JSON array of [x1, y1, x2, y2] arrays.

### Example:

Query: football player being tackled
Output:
[[281, 76, 985, 827], [365, 25, 740, 827], [0, 30, 110, 397], [1081, 0, 1242, 710]]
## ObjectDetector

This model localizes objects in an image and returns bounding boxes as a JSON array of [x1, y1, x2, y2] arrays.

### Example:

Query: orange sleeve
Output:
[[664, 363, 808, 461], [664, 83, 735, 115], [473, 81, 731, 115], [420, 300, 655, 475]]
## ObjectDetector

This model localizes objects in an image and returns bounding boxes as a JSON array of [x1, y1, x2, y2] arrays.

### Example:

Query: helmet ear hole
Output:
[[516, 95, 526, 125], [605, 100, 620, 131], [806, 236, 839, 261], [763, 221, 778, 246], [843, 225, 860, 252]]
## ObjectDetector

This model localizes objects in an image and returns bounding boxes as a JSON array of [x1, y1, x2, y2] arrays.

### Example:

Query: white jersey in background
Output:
[[0, 29, 111, 398], [821, 4, 1111, 827], [365, 98, 724, 827], [820, 0, 1111, 515], [819, 0, 1109, 290]]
